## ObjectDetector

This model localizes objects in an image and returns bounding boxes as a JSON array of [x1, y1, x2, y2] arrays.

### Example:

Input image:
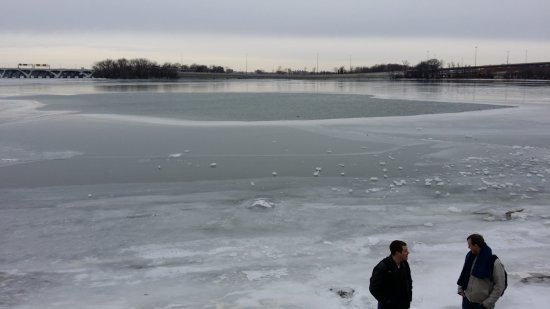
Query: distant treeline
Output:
[[255, 63, 409, 75], [92, 57, 550, 79], [180, 64, 231, 73], [93, 58, 234, 79], [93, 57, 412, 78], [335, 59, 442, 76], [403, 59, 444, 79], [341, 63, 409, 74], [93, 58, 180, 79]]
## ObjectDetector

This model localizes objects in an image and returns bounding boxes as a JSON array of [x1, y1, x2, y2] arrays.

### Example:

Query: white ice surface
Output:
[[2, 184, 550, 309]]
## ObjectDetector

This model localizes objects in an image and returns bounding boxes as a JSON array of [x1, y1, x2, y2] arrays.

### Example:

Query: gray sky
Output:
[[2, 0, 549, 71]]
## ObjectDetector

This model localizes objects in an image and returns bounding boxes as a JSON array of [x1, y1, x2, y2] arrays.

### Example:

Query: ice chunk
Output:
[[246, 199, 275, 210], [393, 180, 406, 186], [448, 206, 461, 213], [329, 287, 355, 299], [366, 187, 383, 193], [520, 273, 550, 283]]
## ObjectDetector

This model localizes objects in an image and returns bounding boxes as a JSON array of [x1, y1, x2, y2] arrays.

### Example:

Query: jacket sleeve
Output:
[[482, 259, 505, 308], [407, 262, 413, 300], [369, 261, 388, 303]]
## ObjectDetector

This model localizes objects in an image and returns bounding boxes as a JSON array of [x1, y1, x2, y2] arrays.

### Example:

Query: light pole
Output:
[[474, 46, 477, 67]]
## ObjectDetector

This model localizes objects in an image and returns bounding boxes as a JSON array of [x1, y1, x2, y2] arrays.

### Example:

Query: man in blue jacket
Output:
[[369, 240, 413, 309]]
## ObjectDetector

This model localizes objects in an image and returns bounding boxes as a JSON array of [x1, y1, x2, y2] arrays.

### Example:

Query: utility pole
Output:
[[316, 53, 319, 74], [506, 50, 509, 65]]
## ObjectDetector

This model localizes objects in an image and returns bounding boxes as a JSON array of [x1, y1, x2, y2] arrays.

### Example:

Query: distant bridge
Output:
[[0, 67, 94, 78]]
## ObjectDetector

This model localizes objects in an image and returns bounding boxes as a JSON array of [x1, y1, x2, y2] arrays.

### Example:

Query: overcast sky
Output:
[[2, 0, 549, 71]]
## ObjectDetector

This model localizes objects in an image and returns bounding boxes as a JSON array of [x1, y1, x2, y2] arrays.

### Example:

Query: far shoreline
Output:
[[177, 71, 395, 80], [177, 72, 550, 82]]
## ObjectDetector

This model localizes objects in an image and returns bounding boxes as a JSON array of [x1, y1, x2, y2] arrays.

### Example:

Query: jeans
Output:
[[462, 297, 484, 309]]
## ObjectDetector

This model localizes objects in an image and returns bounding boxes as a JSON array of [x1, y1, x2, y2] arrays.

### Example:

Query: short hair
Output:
[[467, 234, 486, 247], [390, 240, 407, 256]]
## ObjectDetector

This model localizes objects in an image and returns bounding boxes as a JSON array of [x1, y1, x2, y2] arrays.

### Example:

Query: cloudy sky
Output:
[[1, 0, 549, 71]]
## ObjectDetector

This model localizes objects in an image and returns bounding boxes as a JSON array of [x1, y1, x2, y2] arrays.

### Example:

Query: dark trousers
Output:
[[462, 297, 484, 309], [378, 303, 410, 309]]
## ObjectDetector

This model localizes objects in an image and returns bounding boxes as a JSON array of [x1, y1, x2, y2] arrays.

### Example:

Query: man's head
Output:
[[390, 240, 409, 262], [467, 234, 486, 255]]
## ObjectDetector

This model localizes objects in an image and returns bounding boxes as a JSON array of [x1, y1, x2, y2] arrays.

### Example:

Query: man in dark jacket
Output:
[[369, 240, 413, 309]]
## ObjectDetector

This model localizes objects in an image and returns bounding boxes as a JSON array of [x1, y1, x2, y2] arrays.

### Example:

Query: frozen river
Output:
[[1, 79, 550, 308]]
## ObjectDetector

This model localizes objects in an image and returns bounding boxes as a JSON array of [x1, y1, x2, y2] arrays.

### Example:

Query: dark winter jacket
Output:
[[369, 256, 413, 309]]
